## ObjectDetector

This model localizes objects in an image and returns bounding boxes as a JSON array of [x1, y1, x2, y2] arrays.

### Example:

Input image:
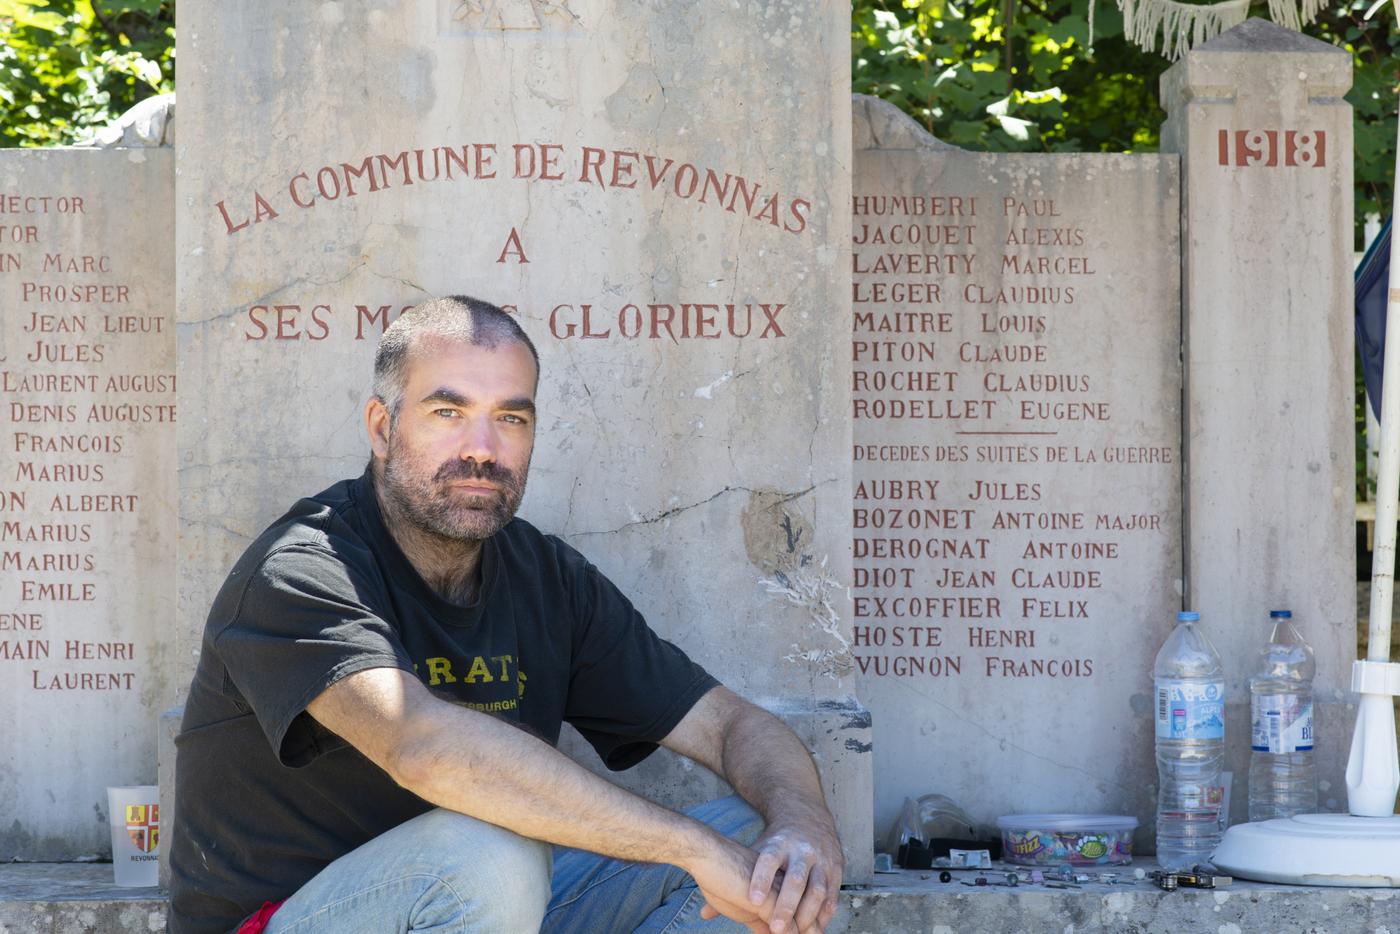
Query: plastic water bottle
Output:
[[1154, 610, 1225, 870], [1247, 609, 1316, 821]]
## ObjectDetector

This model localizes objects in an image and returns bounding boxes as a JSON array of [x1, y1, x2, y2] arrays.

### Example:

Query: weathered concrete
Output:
[[851, 101, 1182, 849], [8, 863, 1400, 934], [838, 869, 1400, 932], [0, 145, 176, 860], [0, 864, 166, 934], [174, 0, 869, 878], [1163, 18, 1356, 824]]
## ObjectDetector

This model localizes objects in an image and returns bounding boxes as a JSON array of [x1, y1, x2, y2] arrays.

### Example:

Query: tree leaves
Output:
[[855, 0, 1397, 239], [0, 0, 173, 146]]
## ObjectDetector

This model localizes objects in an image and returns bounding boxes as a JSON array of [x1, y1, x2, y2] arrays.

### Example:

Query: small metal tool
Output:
[[1174, 869, 1233, 889]]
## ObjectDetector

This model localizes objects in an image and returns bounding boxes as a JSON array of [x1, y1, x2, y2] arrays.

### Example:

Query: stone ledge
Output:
[[5, 863, 1400, 933], [844, 867, 1400, 932], [0, 863, 166, 934]]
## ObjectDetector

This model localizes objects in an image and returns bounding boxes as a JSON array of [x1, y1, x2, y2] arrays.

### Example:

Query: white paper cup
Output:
[[106, 785, 160, 887]]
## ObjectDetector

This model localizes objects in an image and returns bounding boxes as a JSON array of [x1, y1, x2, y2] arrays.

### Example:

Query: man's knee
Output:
[[408, 809, 552, 928]]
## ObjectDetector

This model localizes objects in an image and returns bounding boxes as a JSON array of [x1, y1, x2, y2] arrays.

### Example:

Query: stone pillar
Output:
[[0, 144, 175, 859], [1162, 18, 1356, 823], [851, 96, 1181, 848], [175, 0, 870, 880]]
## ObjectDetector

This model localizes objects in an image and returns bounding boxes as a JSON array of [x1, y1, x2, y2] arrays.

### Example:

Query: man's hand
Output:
[[661, 688, 845, 933], [745, 814, 843, 933], [684, 836, 780, 934]]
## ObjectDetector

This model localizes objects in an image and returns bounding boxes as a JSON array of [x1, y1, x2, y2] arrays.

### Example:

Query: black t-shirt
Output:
[[168, 472, 718, 934]]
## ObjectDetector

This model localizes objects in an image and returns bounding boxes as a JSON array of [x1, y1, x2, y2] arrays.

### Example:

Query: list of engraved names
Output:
[[850, 183, 1174, 682], [0, 189, 173, 693]]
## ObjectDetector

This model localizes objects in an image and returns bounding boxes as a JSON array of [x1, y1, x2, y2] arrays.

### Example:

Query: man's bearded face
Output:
[[381, 431, 528, 541], [375, 339, 537, 542]]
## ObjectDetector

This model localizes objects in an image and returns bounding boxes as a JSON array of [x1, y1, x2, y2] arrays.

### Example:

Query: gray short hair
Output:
[[372, 295, 540, 418]]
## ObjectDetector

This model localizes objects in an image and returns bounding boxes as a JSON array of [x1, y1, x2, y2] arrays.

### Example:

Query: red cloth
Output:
[[234, 900, 284, 934]]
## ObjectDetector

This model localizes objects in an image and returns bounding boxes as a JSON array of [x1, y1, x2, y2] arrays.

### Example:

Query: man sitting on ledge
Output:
[[168, 295, 842, 934]]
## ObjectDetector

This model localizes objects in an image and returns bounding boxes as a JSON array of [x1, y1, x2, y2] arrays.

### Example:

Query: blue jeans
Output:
[[259, 796, 765, 934]]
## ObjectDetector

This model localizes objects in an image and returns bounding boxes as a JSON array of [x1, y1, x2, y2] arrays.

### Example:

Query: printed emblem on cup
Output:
[[125, 804, 159, 853]]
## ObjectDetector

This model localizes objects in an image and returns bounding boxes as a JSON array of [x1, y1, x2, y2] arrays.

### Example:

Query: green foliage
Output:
[[854, 0, 1399, 242], [0, 0, 174, 147], [1311, 0, 1400, 238], [853, 0, 1169, 153]]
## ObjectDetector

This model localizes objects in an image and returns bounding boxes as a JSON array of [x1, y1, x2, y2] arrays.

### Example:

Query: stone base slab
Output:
[[0, 863, 166, 934], [8, 863, 1400, 933]]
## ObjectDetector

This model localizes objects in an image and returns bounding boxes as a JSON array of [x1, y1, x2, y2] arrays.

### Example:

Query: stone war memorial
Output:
[[1, 3, 1394, 932]]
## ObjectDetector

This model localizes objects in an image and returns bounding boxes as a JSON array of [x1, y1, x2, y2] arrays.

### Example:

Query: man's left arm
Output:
[[661, 685, 843, 934]]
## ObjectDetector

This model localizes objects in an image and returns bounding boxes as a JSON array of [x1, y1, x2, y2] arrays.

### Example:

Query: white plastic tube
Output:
[[1348, 165, 1400, 815]]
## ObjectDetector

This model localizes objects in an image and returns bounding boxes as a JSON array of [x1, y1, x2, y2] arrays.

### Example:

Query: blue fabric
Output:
[[544, 796, 764, 934], [256, 796, 763, 934], [1357, 216, 1391, 421]]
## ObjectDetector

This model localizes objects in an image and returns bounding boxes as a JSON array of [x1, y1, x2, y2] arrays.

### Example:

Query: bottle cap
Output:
[[1177, 611, 1200, 621], [1270, 610, 1292, 619]]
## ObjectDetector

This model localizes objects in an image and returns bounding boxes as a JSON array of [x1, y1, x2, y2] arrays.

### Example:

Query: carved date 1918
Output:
[[1217, 130, 1325, 168]]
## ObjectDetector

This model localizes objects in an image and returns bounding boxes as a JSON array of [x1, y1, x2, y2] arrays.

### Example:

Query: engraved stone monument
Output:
[[851, 96, 1183, 847], [0, 145, 176, 859]]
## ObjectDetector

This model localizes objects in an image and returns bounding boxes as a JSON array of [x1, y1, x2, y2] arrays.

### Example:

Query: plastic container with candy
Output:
[[995, 814, 1138, 866]]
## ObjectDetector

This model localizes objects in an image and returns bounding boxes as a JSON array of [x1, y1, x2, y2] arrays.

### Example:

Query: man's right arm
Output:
[[306, 665, 775, 929]]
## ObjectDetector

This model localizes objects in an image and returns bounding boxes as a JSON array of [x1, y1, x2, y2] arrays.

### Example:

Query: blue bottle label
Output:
[[1251, 694, 1314, 752], [1155, 679, 1225, 739]]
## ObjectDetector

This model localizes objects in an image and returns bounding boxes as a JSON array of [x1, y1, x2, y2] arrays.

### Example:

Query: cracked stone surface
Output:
[[0, 147, 176, 859]]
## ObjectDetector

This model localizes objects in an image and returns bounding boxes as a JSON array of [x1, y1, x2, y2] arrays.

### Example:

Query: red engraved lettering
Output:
[[673, 164, 700, 199], [726, 176, 759, 216], [308, 304, 331, 341], [377, 151, 413, 187], [759, 303, 785, 338], [784, 198, 810, 235], [754, 194, 781, 227], [539, 144, 564, 181], [699, 169, 733, 205], [288, 172, 316, 208], [275, 305, 299, 340], [549, 304, 577, 339], [252, 191, 279, 223], [496, 228, 530, 265], [618, 304, 643, 338], [581, 304, 610, 339], [355, 304, 394, 339], [611, 151, 640, 189], [512, 143, 537, 178], [474, 143, 497, 179], [694, 303, 720, 339], [340, 156, 382, 196], [649, 304, 677, 343], [215, 200, 250, 235], [580, 146, 606, 187], [643, 155, 675, 190], [245, 305, 270, 340], [316, 167, 343, 201]]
